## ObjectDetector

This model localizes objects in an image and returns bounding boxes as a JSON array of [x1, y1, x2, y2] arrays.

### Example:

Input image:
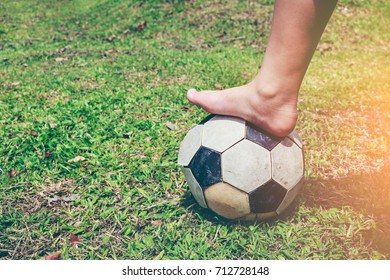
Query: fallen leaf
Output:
[[48, 195, 60, 204], [153, 152, 161, 161], [68, 156, 87, 163], [55, 57, 65, 62], [214, 32, 226, 38], [181, 106, 191, 111], [341, 6, 349, 14], [150, 220, 163, 226], [317, 43, 333, 53], [165, 121, 178, 131], [40, 251, 61, 260], [30, 130, 38, 137], [74, 221, 82, 228], [58, 47, 66, 53], [107, 34, 116, 41], [70, 233, 81, 244], [138, 21, 147, 31], [8, 169, 17, 177], [49, 123, 57, 129], [62, 194, 80, 202], [214, 83, 223, 90], [10, 81, 20, 87], [45, 151, 52, 158]]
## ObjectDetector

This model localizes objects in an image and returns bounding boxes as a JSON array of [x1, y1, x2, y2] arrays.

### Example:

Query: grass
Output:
[[0, 0, 389, 260]]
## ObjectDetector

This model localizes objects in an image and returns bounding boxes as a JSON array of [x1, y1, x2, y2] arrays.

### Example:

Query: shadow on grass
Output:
[[301, 165, 390, 257], [184, 165, 390, 257]]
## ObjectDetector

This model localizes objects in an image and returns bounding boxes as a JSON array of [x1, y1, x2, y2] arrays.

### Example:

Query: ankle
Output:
[[250, 73, 300, 103], [245, 79, 299, 137], [247, 82, 298, 113]]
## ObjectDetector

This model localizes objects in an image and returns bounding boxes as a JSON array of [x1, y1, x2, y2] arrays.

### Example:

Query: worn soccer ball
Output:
[[178, 115, 304, 221]]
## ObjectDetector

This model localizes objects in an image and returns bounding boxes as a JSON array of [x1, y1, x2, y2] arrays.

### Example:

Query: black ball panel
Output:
[[189, 146, 222, 188], [246, 124, 281, 151], [249, 180, 287, 213]]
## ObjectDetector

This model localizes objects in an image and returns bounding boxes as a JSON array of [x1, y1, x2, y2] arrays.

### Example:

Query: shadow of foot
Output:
[[301, 165, 390, 257]]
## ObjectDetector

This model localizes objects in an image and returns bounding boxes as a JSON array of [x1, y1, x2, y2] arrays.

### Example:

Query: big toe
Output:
[[186, 88, 223, 114], [186, 88, 199, 104]]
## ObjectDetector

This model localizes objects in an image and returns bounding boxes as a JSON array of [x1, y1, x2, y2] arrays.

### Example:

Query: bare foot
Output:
[[186, 81, 298, 138]]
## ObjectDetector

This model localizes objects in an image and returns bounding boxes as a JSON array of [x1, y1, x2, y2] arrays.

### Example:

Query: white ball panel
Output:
[[204, 182, 250, 219], [276, 177, 304, 214], [271, 138, 304, 190], [178, 125, 203, 166], [183, 168, 208, 208], [222, 139, 271, 193], [202, 115, 245, 152]]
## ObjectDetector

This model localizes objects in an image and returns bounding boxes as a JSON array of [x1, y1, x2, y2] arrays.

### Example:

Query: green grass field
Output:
[[1, 0, 389, 260]]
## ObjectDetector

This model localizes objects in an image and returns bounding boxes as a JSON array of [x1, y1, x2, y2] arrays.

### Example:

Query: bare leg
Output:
[[187, 0, 338, 137]]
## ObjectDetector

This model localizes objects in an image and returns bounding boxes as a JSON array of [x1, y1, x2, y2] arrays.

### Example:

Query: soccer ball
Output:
[[178, 115, 304, 221]]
